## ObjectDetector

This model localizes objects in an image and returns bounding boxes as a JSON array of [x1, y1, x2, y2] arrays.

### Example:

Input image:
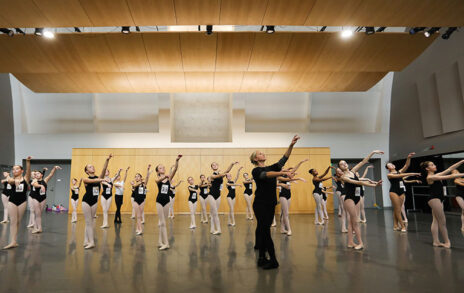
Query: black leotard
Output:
[[71, 187, 79, 201], [322, 187, 327, 201], [344, 173, 361, 205], [210, 172, 223, 200], [2, 181, 12, 197], [428, 179, 445, 202], [134, 183, 146, 205], [336, 180, 346, 195], [188, 185, 198, 203], [156, 180, 171, 206], [131, 186, 135, 198], [313, 179, 323, 194], [227, 181, 236, 199], [389, 172, 407, 195], [244, 182, 253, 195], [169, 185, 176, 199], [101, 181, 113, 200], [360, 186, 365, 197], [279, 182, 291, 200], [31, 180, 47, 202], [82, 176, 100, 206], [199, 184, 209, 199], [9, 179, 28, 206], [456, 184, 464, 199]]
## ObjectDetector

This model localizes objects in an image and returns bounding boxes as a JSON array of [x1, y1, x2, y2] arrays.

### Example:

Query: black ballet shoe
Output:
[[257, 257, 270, 267], [262, 260, 279, 270]]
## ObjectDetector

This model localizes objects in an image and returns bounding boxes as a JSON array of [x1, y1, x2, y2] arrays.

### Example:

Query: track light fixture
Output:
[[409, 27, 426, 35], [121, 26, 130, 34], [0, 28, 14, 37], [15, 28, 25, 35], [74, 27, 81, 32], [34, 28, 44, 36], [43, 30, 55, 39], [365, 27, 375, 35], [376, 27, 386, 32], [135, 26, 140, 32], [442, 27, 457, 40], [266, 25, 275, 34], [206, 25, 213, 35], [320, 26, 327, 32], [424, 27, 440, 37]]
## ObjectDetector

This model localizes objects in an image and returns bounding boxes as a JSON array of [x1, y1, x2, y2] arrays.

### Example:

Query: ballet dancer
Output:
[[27, 168, 45, 229], [1, 172, 12, 224], [70, 178, 82, 223], [168, 178, 183, 219], [277, 172, 306, 236], [81, 154, 112, 249], [3, 156, 32, 249], [100, 168, 121, 228], [113, 167, 129, 224], [338, 150, 384, 250], [226, 167, 243, 227], [30, 165, 61, 233], [309, 166, 334, 225], [242, 173, 254, 220], [357, 165, 374, 223], [198, 175, 210, 223], [452, 170, 464, 231], [420, 160, 464, 248], [320, 186, 333, 220], [155, 155, 182, 250], [132, 165, 152, 235], [131, 181, 136, 219], [386, 152, 420, 232], [187, 177, 199, 229], [250, 134, 300, 269], [334, 169, 347, 232], [209, 161, 239, 235]]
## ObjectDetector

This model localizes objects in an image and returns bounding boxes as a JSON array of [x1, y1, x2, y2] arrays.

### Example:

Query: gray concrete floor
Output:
[[0, 209, 463, 292]]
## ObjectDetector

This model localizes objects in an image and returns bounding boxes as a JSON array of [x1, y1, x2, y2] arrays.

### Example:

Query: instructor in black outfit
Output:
[[250, 135, 300, 270]]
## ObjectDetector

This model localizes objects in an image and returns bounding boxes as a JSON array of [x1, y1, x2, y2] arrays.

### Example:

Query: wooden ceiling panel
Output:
[[142, 33, 183, 71], [304, 0, 363, 26], [14, 73, 76, 92], [174, 0, 220, 25], [213, 72, 244, 92], [67, 73, 107, 92], [240, 72, 274, 92], [180, 33, 217, 71], [32, 0, 93, 27], [155, 72, 186, 92], [219, 0, 268, 25], [0, 0, 50, 27], [279, 33, 329, 71], [312, 33, 364, 71], [294, 71, 331, 92], [127, 0, 177, 25], [97, 72, 134, 92], [105, 34, 150, 72], [216, 33, 254, 71], [185, 72, 214, 92], [248, 33, 293, 71], [78, 0, 134, 26], [264, 0, 317, 25], [70, 35, 120, 72], [125, 72, 159, 92]]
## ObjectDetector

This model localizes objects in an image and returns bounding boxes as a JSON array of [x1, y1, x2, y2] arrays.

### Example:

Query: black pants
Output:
[[253, 201, 276, 261], [114, 195, 123, 222]]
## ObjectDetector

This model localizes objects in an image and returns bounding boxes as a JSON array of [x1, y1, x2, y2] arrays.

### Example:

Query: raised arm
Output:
[[351, 150, 384, 174], [172, 180, 183, 188], [78, 178, 83, 188], [436, 160, 464, 176], [41, 167, 48, 178], [404, 179, 421, 184], [428, 172, 464, 182], [387, 172, 420, 179], [144, 165, 152, 185], [284, 135, 300, 159], [234, 167, 243, 183], [25, 156, 32, 183], [318, 166, 332, 179], [168, 155, 182, 181], [211, 162, 239, 179], [454, 178, 464, 187], [342, 175, 382, 188], [83, 177, 104, 184], [399, 152, 415, 173], [360, 165, 373, 179], [44, 166, 61, 183], [123, 167, 130, 182], [111, 168, 122, 182], [99, 154, 113, 179], [292, 159, 309, 172]]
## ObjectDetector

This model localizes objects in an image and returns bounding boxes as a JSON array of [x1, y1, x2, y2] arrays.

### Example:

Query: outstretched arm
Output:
[[360, 165, 373, 179], [144, 165, 152, 185], [234, 167, 243, 183], [428, 172, 464, 182], [436, 160, 464, 176], [168, 155, 182, 181], [25, 156, 32, 183], [123, 167, 130, 182], [342, 175, 382, 188], [111, 168, 122, 182], [387, 172, 420, 179], [351, 150, 384, 173], [99, 154, 113, 179], [44, 166, 61, 183], [318, 166, 332, 179], [172, 180, 183, 188], [292, 159, 309, 172], [399, 152, 415, 173]]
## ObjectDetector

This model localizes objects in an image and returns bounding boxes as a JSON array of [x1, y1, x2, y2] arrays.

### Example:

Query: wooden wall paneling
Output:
[[184, 72, 214, 92], [247, 33, 293, 71], [70, 34, 120, 72], [32, 0, 92, 27], [213, 72, 244, 92], [263, 0, 317, 25], [0, 0, 50, 27], [174, 0, 220, 25], [127, 0, 177, 26], [215, 33, 255, 72], [77, 0, 134, 26], [171, 154, 202, 214], [154, 72, 186, 92], [142, 33, 184, 71], [219, 0, 268, 25], [105, 34, 151, 72], [240, 72, 274, 92], [180, 33, 217, 71], [125, 72, 159, 92]]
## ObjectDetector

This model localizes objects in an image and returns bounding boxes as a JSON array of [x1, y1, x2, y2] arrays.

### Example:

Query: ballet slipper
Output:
[[32, 229, 42, 234], [3, 243, 19, 249], [213, 231, 221, 235], [432, 242, 444, 247], [159, 245, 169, 251], [101, 225, 109, 229], [280, 229, 288, 234], [84, 243, 95, 249], [136, 231, 143, 236], [286, 230, 292, 236], [27, 224, 34, 228], [400, 228, 407, 233], [347, 244, 355, 248], [354, 244, 364, 250], [403, 219, 408, 223], [441, 242, 451, 249], [341, 229, 348, 233]]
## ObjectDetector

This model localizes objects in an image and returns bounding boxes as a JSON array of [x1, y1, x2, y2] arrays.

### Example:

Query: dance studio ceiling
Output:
[[0, 32, 436, 93], [0, 0, 462, 27]]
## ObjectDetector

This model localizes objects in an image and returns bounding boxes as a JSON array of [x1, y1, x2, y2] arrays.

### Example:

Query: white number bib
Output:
[[32, 186, 36, 192], [231, 186, 236, 190], [203, 189, 208, 195], [161, 185, 169, 194], [172, 189, 176, 195], [40, 189, 45, 195], [248, 184, 252, 190], [355, 187, 361, 197], [443, 186, 447, 196], [92, 186, 99, 196], [399, 181, 406, 191], [220, 184, 223, 191], [16, 184, 24, 192], [106, 188, 111, 195], [7, 184, 12, 190], [319, 183, 323, 188], [139, 186, 144, 194], [192, 192, 197, 199]]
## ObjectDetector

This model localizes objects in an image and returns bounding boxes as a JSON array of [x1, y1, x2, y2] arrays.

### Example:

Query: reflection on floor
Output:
[[0, 210, 463, 292]]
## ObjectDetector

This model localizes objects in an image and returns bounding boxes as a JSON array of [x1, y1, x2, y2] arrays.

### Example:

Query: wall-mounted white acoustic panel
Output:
[[416, 73, 443, 138]]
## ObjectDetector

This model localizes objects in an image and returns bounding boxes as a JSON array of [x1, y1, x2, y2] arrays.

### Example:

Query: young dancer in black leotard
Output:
[[132, 165, 152, 236], [81, 154, 112, 249], [30, 165, 61, 233], [208, 161, 239, 235], [27, 168, 45, 229], [155, 155, 182, 250], [3, 156, 32, 249], [242, 173, 254, 220], [338, 150, 383, 250], [250, 135, 300, 270], [100, 168, 121, 228], [198, 175, 210, 223], [187, 177, 199, 229], [386, 152, 420, 232], [420, 160, 464, 248], [168, 178, 183, 219], [309, 166, 334, 225], [70, 178, 82, 223], [334, 168, 348, 232], [277, 170, 306, 236], [113, 167, 129, 224], [226, 167, 243, 227], [1, 172, 12, 224], [452, 170, 464, 231]]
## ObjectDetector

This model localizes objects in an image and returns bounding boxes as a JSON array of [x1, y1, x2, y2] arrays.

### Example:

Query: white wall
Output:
[[11, 73, 393, 206]]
